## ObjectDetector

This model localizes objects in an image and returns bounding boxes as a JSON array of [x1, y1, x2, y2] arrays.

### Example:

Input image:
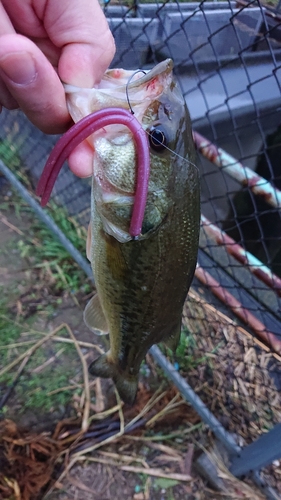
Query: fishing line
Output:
[[125, 72, 199, 172], [125, 70, 147, 114], [144, 128, 200, 173]]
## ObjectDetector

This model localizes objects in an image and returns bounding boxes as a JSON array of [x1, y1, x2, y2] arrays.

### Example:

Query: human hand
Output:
[[0, 0, 115, 177]]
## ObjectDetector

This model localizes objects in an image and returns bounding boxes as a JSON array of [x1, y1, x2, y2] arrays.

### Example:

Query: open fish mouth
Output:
[[100, 58, 173, 89], [64, 58, 174, 117], [62, 59, 176, 134]]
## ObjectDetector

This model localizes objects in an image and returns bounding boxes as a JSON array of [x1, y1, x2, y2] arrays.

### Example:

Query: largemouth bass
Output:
[[65, 59, 200, 405]]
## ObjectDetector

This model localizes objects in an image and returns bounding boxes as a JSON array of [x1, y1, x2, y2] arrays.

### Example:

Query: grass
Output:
[[159, 326, 211, 373], [156, 325, 224, 383], [0, 138, 21, 170], [175, 327, 206, 370], [0, 137, 90, 414], [0, 295, 24, 367], [16, 366, 75, 412], [0, 196, 91, 295], [0, 134, 91, 295], [0, 300, 81, 414], [18, 202, 90, 294]]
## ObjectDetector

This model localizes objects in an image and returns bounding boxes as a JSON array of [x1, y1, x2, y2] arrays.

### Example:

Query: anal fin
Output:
[[83, 294, 108, 335], [89, 353, 113, 378]]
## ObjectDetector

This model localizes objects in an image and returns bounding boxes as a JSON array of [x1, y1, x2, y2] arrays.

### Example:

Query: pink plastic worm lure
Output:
[[36, 108, 150, 238]]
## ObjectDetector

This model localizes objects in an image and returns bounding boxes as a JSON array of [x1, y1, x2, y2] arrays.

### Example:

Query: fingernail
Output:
[[0, 52, 37, 85]]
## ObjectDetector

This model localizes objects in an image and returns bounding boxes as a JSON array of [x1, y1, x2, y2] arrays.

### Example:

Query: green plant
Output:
[[0, 306, 81, 414], [0, 139, 21, 170], [0, 195, 91, 294], [0, 295, 24, 367], [0, 135, 91, 295]]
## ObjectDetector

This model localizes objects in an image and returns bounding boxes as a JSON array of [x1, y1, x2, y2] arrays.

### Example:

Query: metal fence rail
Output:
[[1, 0, 281, 496]]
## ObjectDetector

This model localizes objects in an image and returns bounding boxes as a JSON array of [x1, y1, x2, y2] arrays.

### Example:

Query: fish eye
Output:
[[148, 126, 168, 152]]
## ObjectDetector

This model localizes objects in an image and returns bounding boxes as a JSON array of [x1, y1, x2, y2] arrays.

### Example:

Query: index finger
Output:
[[42, 0, 116, 87], [3, 0, 115, 87]]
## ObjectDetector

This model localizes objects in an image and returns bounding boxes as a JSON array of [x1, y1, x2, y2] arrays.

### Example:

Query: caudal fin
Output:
[[89, 353, 138, 405], [114, 376, 138, 406]]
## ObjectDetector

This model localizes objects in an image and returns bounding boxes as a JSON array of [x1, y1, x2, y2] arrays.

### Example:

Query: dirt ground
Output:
[[0, 188, 279, 500], [0, 195, 211, 500]]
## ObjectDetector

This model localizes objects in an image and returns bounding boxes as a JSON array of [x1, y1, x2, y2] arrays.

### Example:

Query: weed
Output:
[[0, 139, 21, 170], [159, 326, 222, 375], [17, 369, 74, 412], [0, 294, 23, 366], [1, 135, 91, 296], [0, 146, 89, 416], [0, 195, 91, 295], [153, 477, 178, 499], [174, 327, 207, 370], [0, 306, 81, 413]]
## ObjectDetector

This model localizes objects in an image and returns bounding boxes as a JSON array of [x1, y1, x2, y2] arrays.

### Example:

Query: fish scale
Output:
[[66, 59, 200, 405]]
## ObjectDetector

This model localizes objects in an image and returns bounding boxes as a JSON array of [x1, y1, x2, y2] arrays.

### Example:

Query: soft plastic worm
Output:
[[36, 108, 150, 238]]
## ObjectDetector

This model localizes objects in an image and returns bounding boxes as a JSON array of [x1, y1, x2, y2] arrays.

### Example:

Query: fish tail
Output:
[[114, 375, 138, 406], [89, 353, 138, 405]]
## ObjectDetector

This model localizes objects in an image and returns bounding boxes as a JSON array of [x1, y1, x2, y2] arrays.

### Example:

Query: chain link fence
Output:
[[1, 0, 281, 495]]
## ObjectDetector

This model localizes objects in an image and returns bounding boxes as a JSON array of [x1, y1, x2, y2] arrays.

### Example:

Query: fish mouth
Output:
[[99, 58, 174, 102], [64, 59, 174, 110], [126, 59, 174, 90]]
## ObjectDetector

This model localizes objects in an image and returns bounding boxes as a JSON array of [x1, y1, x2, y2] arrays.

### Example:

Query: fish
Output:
[[65, 59, 200, 405]]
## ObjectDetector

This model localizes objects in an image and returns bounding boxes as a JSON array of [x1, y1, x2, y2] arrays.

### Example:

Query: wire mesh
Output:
[[1, 0, 281, 490]]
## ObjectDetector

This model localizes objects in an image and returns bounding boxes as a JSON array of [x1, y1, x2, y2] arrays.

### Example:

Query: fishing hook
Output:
[[125, 70, 147, 114]]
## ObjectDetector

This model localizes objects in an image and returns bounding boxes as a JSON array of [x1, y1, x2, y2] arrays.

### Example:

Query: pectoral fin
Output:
[[83, 294, 109, 335]]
